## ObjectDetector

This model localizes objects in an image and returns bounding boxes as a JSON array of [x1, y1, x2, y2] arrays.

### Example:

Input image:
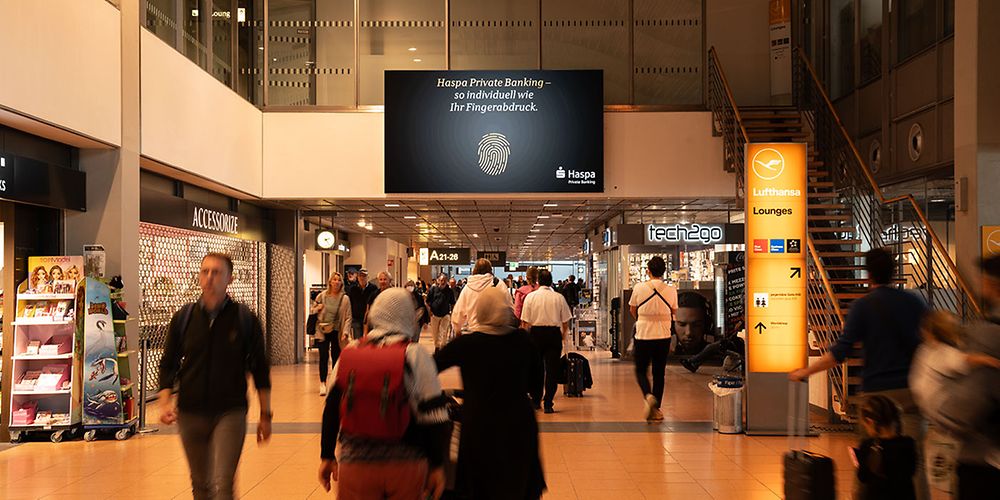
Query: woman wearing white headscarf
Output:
[[434, 287, 546, 500]]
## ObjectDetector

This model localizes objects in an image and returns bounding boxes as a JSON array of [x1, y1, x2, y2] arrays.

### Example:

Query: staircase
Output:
[[707, 47, 981, 421]]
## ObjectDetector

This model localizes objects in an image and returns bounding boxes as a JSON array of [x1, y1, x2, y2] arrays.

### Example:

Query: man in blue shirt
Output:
[[790, 248, 929, 500]]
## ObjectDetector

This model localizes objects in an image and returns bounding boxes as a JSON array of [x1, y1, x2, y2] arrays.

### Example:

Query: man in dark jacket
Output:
[[790, 248, 929, 499], [347, 269, 377, 340], [158, 253, 272, 500], [562, 275, 581, 309], [426, 273, 456, 352]]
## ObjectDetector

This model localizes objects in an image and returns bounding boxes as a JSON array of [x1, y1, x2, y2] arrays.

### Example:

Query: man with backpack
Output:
[[629, 256, 677, 423], [425, 273, 456, 352], [158, 253, 272, 500], [452, 259, 511, 335], [319, 288, 451, 499]]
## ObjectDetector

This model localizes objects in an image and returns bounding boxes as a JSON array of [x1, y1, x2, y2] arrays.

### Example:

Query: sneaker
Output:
[[649, 409, 665, 422], [319, 384, 327, 397], [643, 394, 658, 421], [681, 358, 698, 373], [543, 404, 555, 414]]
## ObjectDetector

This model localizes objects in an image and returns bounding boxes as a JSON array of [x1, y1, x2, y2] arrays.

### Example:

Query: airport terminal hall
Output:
[[2, 0, 999, 499]]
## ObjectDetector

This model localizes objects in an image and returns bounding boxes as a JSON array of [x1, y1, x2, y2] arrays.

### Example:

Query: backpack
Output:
[[334, 338, 411, 441]]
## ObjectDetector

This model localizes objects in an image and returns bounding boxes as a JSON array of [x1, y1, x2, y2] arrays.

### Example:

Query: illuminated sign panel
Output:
[[746, 143, 807, 373], [644, 224, 725, 245]]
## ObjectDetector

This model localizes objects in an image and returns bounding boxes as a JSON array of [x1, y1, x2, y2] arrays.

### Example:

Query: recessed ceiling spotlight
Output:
[[537, 215, 550, 219], [472, 233, 479, 237], [533, 223, 544, 227], [543, 203, 558, 207], [408, 47, 417, 52], [385, 203, 400, 208], [413, 58, 422, 63], [356, 221, 366, 227], [530, 229, 541, 232], [366, 224, 373, 230], [404, 215, 417, 219]]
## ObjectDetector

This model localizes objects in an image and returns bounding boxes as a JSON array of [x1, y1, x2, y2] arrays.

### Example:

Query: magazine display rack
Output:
[[81, 278, 138, 441], [8, 280, 84, 443]]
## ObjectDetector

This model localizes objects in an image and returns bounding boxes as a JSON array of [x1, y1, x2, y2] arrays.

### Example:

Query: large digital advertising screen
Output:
[[384, 70, 603, 193]]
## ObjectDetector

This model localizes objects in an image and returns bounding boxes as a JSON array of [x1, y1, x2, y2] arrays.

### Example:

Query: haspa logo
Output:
[[753, 239, 769, 253], [751, 147, 785, 181], [477, 133, 510, 176]]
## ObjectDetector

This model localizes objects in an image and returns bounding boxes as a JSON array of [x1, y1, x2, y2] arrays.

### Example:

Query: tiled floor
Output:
[[0, 333, 864, 499]]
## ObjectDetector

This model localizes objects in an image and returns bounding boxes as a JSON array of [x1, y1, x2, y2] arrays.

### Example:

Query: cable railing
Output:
[[707, 47, 749, 199], [806, 238, 849, 418], [792, 47, 981, 321]]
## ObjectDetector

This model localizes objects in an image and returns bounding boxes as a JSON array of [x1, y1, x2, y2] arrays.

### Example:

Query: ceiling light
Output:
[[408, 47, 417, 52], [385, 203, 400, 208], [365, 224, 373, 231], [543, 203, 558, 207], [357, 221, 366, 227], [472, 233, 479, 238], [413, 58, 422, 63], [404, 215, 417, 219], [930, 198, 946, 203], [378, 231, 384, 234], [537, 215, 550, 219], [530, 229, 541, 232]]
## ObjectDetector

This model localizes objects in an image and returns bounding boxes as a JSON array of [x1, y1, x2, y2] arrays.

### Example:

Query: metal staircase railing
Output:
[[707, 47, 749, 199], [792, 47, 981, 321], [806, 238, 849, 417]]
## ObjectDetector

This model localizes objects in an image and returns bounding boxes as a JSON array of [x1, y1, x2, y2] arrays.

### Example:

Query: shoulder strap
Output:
[[637, 286, 671, 309], [173, 303, 197, 346], [493, 276, 500, 287]]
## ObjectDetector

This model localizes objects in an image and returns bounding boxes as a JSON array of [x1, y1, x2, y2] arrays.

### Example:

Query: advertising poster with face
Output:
[[672, 290, 716, 356], [27, 256, 85, 294]]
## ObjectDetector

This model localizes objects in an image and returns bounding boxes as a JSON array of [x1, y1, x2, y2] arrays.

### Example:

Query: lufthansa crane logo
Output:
[[988, 229, 1000, 255], [751, 147, 785, 181], [477, 133, 510, 176]]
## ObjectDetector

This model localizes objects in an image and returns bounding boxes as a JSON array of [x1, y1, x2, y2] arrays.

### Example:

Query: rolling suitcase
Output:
[[562, 353, 591, 397], [783, 382, 836, 500]]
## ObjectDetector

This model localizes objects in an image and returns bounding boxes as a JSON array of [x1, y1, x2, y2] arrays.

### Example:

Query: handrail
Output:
[[807, 236, 845, 322], [708, 47, 750, 145], [794, 48, 981, 316]]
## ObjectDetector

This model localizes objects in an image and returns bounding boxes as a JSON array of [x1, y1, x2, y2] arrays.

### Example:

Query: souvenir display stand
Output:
[[7, 280, 84, 443], [81, 278, 138, 441]]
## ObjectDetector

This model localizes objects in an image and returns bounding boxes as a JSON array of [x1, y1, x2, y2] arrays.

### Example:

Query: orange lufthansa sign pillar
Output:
[[744, 143, 808, 435]]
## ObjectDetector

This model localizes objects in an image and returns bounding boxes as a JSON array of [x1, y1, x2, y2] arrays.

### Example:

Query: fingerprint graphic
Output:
[[477, 133, 511, 176]]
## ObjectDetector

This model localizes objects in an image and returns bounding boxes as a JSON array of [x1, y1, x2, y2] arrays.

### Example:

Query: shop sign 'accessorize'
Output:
[[745, 143, 807, 373]]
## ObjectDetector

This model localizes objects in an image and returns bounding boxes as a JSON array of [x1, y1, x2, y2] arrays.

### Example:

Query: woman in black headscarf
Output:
[[434, 287, 546, 500]]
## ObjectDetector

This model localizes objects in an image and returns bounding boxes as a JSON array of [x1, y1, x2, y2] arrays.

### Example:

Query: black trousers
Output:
[[530, 326, 563, 406], [957, 462, 1000, 500], [634, 338, 670, 408], [316, 336, 341, 383]]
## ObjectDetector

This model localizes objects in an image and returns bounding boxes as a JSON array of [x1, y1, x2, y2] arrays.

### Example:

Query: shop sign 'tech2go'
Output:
[[745, 143, 807, 373]]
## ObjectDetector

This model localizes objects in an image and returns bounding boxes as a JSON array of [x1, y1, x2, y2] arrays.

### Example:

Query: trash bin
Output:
[[710, 376, 744, 434]]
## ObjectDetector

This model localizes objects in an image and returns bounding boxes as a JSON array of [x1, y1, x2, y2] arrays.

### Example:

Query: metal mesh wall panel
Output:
[[137, 222, 261, 398], [267, 244, 297, 365]]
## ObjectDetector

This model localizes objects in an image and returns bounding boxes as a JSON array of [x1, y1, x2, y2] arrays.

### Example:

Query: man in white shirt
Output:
[[521, 269, 572, 414], [452, 259, 511, 335], [628, 256, 678, 422]]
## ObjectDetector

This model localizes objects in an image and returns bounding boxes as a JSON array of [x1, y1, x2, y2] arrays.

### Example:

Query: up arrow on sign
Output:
[[754, 322, 767, 335]]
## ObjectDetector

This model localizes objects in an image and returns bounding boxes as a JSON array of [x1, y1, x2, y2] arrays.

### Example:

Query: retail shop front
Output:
[[585, 223, 745, 360], [137, 183, 298, 409], [0, 126, 89, 442]]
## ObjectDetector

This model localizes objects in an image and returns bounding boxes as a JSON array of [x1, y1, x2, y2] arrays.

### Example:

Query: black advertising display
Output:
[[723, 251, 746, 337], [0, 154, 86, 211], [384, 70, 604, 193], [476, 250, 506, 268]]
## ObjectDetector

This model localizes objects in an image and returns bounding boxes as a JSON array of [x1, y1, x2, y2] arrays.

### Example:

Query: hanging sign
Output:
[[476, 251, 506, 268], [983, 226, 1000, 258], [745, 143, 807, 373]]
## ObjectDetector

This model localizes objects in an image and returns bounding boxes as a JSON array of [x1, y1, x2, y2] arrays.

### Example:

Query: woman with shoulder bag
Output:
[[311, 272, 353, 396]]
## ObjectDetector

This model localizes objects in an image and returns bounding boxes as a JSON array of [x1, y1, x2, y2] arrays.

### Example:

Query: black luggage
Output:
[[562, 353, 592, 397], [783, 450, 835, 500], [783, 381, 836, 500]]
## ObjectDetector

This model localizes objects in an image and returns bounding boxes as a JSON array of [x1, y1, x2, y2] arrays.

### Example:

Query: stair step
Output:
[[837, 292, 868, 299], [808, 214, 851, 221], [807, 204, 848, 210], [741, 111, 801, 120], [822, 265, 866, 271], [744, 122, 803, 130], [810, 181, 835, 188], [808, 192, 840, 198], [808, 227, 856, 233], [747, 131, 810, 139], [807, 170, 830, 178], [819, 251, 866, 258], [811, 239, 862, 245]]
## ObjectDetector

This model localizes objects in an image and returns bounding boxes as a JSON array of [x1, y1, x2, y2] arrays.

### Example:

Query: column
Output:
[[954, 0, 1000, 298]]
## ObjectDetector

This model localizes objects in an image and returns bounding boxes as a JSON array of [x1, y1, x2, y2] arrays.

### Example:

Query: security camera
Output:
[[493, 227, 501, 232]]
